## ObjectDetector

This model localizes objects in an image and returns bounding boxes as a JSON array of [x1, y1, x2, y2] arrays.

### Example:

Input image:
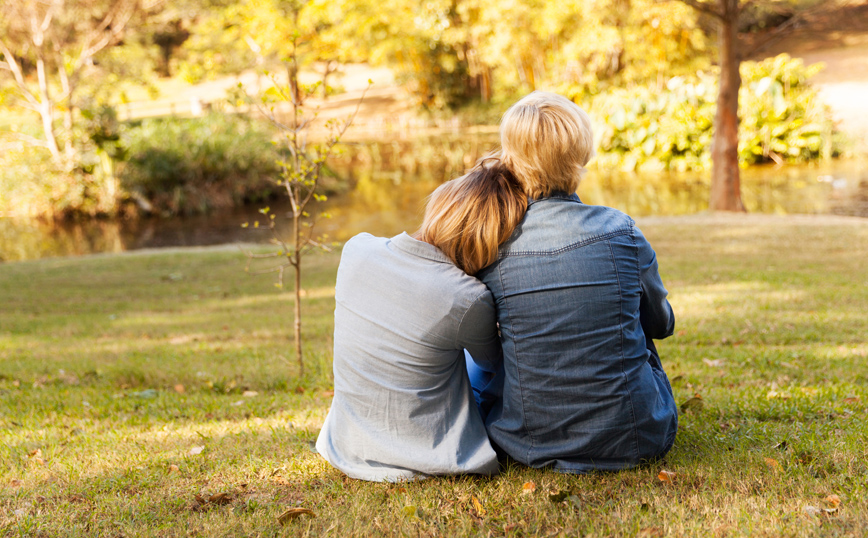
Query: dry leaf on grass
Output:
[[764, 457, 781, 471], [189, 445, 205, 456], [173, 384, 185, 393], [824, 494, 841, 509], [168, 464, 179, 473], [549, 490, 570, 502], [504, 521, 526, 532], [278, 507, 316, 524], [658, 470, 677, 483], [471, 495, 486, 516], [702, 358, 726, 368], [193, 492, 234, 511], [522, 481, 536, 495], [680, 394, 704, 412], [803, 505, 821, 516]]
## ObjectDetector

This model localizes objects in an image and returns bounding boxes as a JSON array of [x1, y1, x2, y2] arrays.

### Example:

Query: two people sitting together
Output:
[[316, 91, 678, 481]]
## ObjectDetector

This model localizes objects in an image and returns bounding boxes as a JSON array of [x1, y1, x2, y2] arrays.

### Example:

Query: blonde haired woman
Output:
[[315, 162, 526, 481]]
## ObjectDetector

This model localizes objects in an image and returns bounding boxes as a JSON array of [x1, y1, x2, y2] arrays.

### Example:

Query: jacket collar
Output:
[[528, 191, 582, 206], [390, 232, 452, 264]]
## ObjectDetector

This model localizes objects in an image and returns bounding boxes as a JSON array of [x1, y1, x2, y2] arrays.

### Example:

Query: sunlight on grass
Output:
[[1, 215, 867, 537]]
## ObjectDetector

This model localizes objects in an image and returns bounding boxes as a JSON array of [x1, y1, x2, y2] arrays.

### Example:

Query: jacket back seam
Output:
[[608, 239, 641, 462], [502, 227, 633, 257]]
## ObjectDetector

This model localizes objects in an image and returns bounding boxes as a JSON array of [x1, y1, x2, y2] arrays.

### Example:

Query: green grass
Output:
[[1, 214, 867, 537]]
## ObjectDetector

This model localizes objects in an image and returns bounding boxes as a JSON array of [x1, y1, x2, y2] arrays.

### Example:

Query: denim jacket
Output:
[[477, 193, 678, 473]]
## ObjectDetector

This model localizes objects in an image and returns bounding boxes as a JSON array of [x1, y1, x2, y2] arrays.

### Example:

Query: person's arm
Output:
[[457, 291, 502, 372], [635, 226, 675, 340]]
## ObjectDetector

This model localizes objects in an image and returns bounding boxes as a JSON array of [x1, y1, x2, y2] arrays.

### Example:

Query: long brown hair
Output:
[[416, 159, 527, 275]]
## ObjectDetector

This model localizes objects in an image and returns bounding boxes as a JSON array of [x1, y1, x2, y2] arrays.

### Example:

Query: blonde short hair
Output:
[[416, 160, 527, 275], [500, 91, 595, 199]]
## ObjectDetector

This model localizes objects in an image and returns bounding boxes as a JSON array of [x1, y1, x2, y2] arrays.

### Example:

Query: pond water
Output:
[[1, 135, 866, 262]]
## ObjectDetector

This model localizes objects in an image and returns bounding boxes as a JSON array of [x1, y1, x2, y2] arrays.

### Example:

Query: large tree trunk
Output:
[[710, 0, 745, 211]]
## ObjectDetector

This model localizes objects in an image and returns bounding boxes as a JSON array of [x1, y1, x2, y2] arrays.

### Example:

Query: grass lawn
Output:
[[1, 214, 867, 537]]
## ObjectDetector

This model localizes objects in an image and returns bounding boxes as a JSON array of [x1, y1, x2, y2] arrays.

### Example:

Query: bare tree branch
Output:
[[746, 0, 851, 57], [75, 0, 139, 72], [0, 43, 40, 107], [8, 132, 50, 148]]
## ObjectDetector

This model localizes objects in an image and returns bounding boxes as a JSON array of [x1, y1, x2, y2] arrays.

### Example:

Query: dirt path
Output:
[[760, 3, 868, 151]]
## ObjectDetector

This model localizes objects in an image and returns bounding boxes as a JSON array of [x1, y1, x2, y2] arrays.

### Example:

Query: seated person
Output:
[[472, 91, 678, 472], [316, 161, 526, 481]]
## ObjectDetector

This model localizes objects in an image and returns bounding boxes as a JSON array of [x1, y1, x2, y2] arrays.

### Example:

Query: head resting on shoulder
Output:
[[416, 158, 527, 275], [500, 91, 595, 199]]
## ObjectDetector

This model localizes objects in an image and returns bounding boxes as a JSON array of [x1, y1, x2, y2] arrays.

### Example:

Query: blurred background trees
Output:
[[1, 0, 859, 218]]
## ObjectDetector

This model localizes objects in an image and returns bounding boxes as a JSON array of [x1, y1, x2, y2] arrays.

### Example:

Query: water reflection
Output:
[[1, 141, 866, 262]]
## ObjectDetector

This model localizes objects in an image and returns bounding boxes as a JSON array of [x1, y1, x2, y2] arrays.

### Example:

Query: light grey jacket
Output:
[[315, 232, 501, 481]]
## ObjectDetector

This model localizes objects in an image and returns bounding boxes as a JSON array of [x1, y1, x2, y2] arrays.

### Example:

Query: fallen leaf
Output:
[[471, 495, 486, 516], [504, 521, 525, 532], [9, 479, 21, 487], [28, 449, 41, 458], [702, 358, 726, 368], [842, 397, 860, 404], [824, 494, 841, 509], [766, 390, 790, 400], [207, 492, 232, 505], [803, 505, 821, 516], [322, 390, 335, 397], [764, 457, 781, 471], [231, 400, 245, 406], [680, 395, 704, 412], [401, 505, 419, 518], [168, 464, 179, 473], [294, 386, 305, 394], [278, 508, 316, 524], [521, 481, 536, 495], [173, 384, 185, 394], [242, 390, 258, 398], [549, 491, 570, 503], [658, 470, 677, 483], [189, 445, 205, 456]]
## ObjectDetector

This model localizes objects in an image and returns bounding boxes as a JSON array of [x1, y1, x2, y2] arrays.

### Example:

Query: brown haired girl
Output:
[[315, 162, 525, 482]]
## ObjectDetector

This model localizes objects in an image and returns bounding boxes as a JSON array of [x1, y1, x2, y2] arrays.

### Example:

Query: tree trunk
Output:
[[709, 0, 746, 212]]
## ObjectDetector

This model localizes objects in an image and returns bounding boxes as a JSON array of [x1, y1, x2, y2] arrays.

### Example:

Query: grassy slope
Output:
[[1, 215, 867, 537]]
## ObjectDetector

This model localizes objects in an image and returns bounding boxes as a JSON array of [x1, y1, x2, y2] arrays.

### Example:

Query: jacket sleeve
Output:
[[635, 226, 675, 340], [456, 291, 502, 372]]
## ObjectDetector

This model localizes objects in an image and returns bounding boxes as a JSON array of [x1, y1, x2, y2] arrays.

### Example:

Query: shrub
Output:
[[120, 113, 281, 216], [588, 54, 840, 172]]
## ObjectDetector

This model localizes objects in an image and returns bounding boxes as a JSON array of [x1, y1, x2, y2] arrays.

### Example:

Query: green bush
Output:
[[0, 143, 118, 219], [120, 113, 281, 216], [589, 54, 840, 172]]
